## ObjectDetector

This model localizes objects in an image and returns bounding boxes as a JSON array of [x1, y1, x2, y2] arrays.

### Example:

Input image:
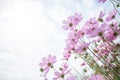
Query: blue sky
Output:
[[0, 0, 113, 80]]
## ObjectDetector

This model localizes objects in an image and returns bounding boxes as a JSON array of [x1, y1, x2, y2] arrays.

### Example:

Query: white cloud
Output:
[[81, 0, 96, 7], [0, 0, 107, 80], [0, 0, 58, 80], [0, 0, 71, 79]]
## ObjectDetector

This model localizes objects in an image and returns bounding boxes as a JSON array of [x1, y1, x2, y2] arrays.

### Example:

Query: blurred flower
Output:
[[98, 0, 107, 3], [63, 52, 71, 60], [81, 62, 86, 66], [98, 11, 105, 22], [82, 18, 99, 37], [53, 63, 71, 80], [99, 11, 105, 18], [75, 43, 90, 54], [105, 9, 117, 22], [63, 13, 82, 31], [39, 55, 56, 75], [88, 74, 105, 80], [73, 13, 83, 25]]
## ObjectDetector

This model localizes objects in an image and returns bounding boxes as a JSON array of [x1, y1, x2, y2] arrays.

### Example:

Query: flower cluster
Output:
[[39, 0, 120, 80]]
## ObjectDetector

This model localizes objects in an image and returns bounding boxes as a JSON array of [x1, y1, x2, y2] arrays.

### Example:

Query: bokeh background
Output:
[[0, 0, 112, 80]]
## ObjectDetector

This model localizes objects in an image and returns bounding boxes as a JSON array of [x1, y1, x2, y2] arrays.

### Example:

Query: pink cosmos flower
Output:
[[104, 31, 116, 42], [63, 52, 71, 60], [64, 31, 81, 54], [82, 25, 94, 36], [87, 24, 105, 38], [103, 22, 120, 41], [53, 71, 66, 80], [88, 74, 105, 80], [77, 29, 85, 38], [65, 42, 75, 53], [87, 22, 107, 38], [104, 29, 119, 42], [75, 43, 90, 54], [105, 9, 117, 22], [66, 31, 80, 46], [63, 16, 76, 31], [98, 0, 107, 3], [109, 22, 118, 30], [73, 13, 83, 25], [53, 63, 71, 80], [84, 18, 97, 27], [63, 13, 82, 31], [82, 18, 99, 37], [39, 55, 56, 75]]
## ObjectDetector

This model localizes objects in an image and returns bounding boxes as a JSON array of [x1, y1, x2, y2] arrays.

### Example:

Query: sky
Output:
[[0, 0, 112, 80]]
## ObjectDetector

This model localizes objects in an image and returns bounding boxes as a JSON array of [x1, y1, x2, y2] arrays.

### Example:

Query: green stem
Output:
[[109, 0, 120, 16]]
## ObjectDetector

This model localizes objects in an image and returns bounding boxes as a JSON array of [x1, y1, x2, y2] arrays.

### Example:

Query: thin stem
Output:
[[115, 18, 120, 23], [109, 0, 120, 16], [112, 0, 120, 4], [68, 61, 85, 80]]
